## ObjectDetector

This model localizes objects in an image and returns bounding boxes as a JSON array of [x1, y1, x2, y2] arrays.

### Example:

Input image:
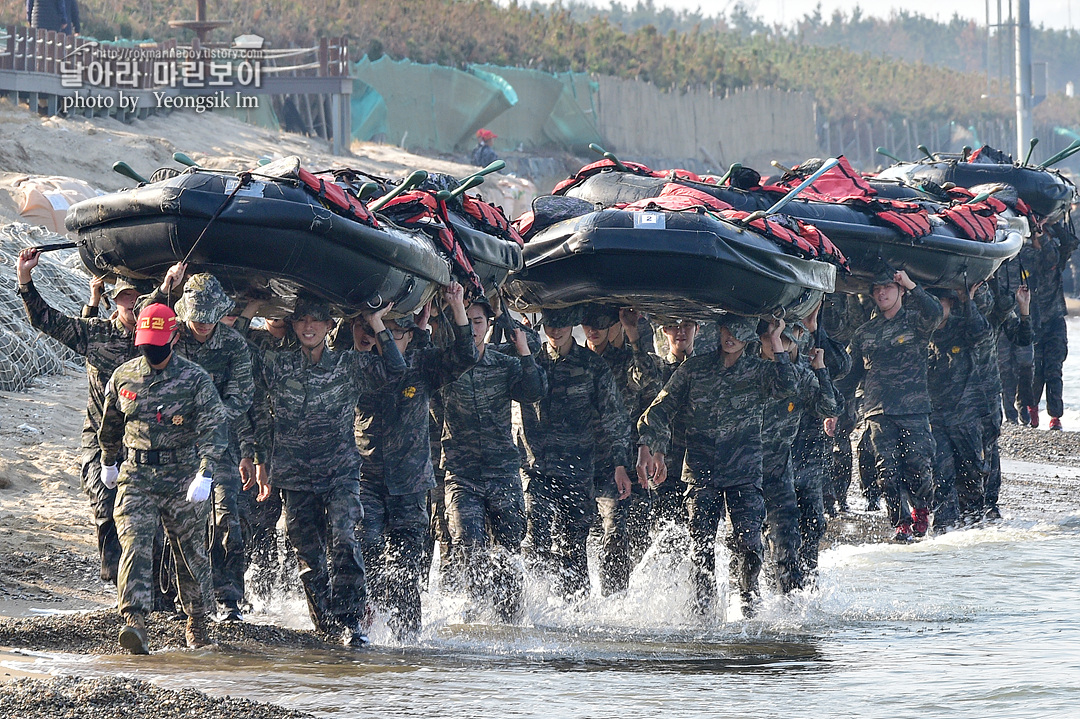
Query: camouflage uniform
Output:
[[99, 354, 228, 621], [762, 343, 837, 592], [586, 309, 663, 596], [928, 295, 992, 529], [147, 276, 255, 613], [638, 325, 796, 614], [18, 279, 138, 583], [438, 340, 546, 620], [519, 332, 632, 600], [651, 348, 694, 527], [846, 286, 943, 531], [356, 322, 477, 637], [255, 324, 406, 635], [1032, 229, 1071, 420]]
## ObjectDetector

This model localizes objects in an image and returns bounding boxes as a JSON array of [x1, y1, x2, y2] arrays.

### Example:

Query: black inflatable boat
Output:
[[558, 164, 1024, 292], [66, 160, 458, 316], [504, 207, 837, 321]]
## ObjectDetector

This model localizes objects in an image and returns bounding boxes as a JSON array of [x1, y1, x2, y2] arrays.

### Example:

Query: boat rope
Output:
[[181, 172, 253, 268]]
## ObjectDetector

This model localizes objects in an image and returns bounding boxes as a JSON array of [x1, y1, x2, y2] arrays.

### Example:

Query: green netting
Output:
[[470, 65, 564, 151], [351, 80, 390, 142], [351, 56, 517, 153], [0, 224, 90, 392], [544, 72, 604, 155]]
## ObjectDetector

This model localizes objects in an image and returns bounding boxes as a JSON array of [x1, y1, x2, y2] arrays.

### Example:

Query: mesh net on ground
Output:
[[0, 223, 91, 392]]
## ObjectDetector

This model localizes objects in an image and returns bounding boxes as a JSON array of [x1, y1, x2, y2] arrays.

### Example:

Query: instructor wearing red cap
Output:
[[98, 303, 229, 654], [470, 128, 499, 167]]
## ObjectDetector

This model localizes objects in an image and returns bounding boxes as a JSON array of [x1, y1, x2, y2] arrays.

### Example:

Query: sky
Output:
[[570, 1, 1078, 30]]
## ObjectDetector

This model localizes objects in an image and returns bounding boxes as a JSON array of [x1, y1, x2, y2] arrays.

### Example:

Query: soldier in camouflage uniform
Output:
[[16, 249, 141, 585], [145, 264, 255, 621], [519, 305, 633, 601], [354, 283, 476, 639], [437, 298, 546, 620], [1031, 223, 1075, 430], [99, 302, 228, 653], [760, 320, 838, 592], [253, 296, 405, 646], [581, 304, 662, 596], [846, 270, 943, 542], [650, 319, 700, 529], [927, 286, 992, 530], [638, 315, 795, 616]]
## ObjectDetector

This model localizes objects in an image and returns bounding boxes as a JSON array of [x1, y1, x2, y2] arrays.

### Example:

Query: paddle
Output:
[[588, 143, 631, 173], [1038, 139, 1080, 168], [716, 162, 742, 186], [770, 160, 795, 176], [917, 145, 936, 161], [112, 161, 148, 184], [1023, 138, 1039, 166], [30, 241, 78, 253], [357, 182, 381, 201], [876, 147, 902, 164], [368, 170, 429, 212], [173, 152, 199, 168], [460, 160, 505, 185], [740, 158, 841, 224]]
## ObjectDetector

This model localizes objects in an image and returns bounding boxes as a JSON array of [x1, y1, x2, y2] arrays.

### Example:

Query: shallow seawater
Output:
[[30, 516, 1080, 719]]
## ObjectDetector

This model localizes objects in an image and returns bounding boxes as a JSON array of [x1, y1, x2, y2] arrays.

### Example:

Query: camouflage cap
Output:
[[386, 316, 417, 331], [109, 277, 143, 299], [580, 303, 620, 330], [540, 304, 586, 328], [718, 315, 760, 343], [468, 295, 496, 318], [175, 273, 233, 324], [290, 295, 333, 322], [870, 270, 900, 289], [782, 320, 807, 342]]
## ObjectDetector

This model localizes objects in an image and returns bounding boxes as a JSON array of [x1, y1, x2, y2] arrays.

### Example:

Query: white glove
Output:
[[186, 472, 212, 503], [101, 463, 119, 490]]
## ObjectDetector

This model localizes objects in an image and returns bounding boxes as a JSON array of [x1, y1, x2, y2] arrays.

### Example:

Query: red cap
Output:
[[476, 128, 497, 141], [135, 303, 178, 346]]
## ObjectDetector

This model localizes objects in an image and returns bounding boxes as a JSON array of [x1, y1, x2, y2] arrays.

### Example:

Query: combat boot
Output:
[[118, 612, 150, 655], [185, 613, 213, 648], [1049, 417, 1063, 431], [1027, 406, 1040, 428], [893, 523, 914, 543], [911, 508, 930, 537]]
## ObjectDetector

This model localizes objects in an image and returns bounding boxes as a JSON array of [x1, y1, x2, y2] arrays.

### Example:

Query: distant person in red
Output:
[[27, 0, 80, 34], [470, 128, 499, 167]]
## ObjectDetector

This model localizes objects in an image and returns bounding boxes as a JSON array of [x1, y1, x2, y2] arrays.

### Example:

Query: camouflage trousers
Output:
[[856, 428, 881, 506], [114, 472, 213, 620], [359, 483, 428, 638], [238, 480, 283, 601], [865, 414, 935, 528], [281, 483, 367, 634], [981, 409, 1004, 513], [81, 446, 121, 584], [445, 473, 526, 621], [652, 445, 689, 528], [427, 474, 456, 587], [931, 420, 986, 531], [998, 333, 1034, 421], [686, 481, 764, 614], [793, 433, 829, 578], [594, 471, 653, 596], [208, 450, 245, 608], [760, 446, 801, 594], [524, 472, 596, 600], [1034, 316, 1068, 419], [827, 412, 856, 513]]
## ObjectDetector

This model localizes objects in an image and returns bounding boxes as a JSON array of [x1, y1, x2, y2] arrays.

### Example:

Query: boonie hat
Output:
[[718, 315, 759, 343], [290, 296, 333, 322], [580, 303, 620, 330], [109, 277, 142, 299], [175, 273, 233, 325], [541, 305, 586, 328], [135, 303, 178, 346]]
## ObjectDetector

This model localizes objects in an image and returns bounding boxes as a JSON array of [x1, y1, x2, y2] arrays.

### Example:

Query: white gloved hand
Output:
[[186, 472, 213, 503], [101, 463, 119, 490]]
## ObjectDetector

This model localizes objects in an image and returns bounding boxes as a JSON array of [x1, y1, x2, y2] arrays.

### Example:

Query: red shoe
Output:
[[1050, 417, 1062, 431], [893, 523, 914, 543], [911, 508, 930, 537], [1028, 406, 1040, 428]]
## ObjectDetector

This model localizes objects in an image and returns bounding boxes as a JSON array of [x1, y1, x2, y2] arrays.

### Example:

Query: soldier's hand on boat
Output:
[[362, 302, 394, 333], [766, 318, 786, 353], [615, 466, 632, 500], [823, 417, 837, 438], [240, 299, 264, 320], [511, 327, 532, 356], [414, 300, 433, 332], [1016, 285, 1031, 315], [255, 463, 272, 502], [89, 275, 106, 306], [160, 262, 188, 294], [16, 248, 41, 283], [619, 308, 642, 343], [239, 457, 257, 490], [893, 269, 916, 290], [443, 282, 468, 325], [811, 348, 826, 370]]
